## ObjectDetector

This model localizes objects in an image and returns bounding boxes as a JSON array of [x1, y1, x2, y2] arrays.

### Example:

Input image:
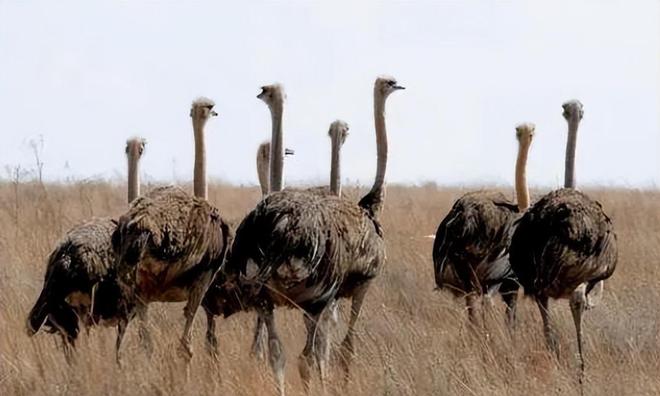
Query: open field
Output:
[[1, 182, 659, 395]]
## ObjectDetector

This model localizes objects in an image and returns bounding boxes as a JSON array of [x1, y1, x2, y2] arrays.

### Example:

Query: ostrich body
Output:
[[508, 100, 617, 380], [432, 123, 535, 325], [203, 100, 349, 365], [213, 78, 402, 394], [112, 98, 231, 362], [26, 138, 146, 360]]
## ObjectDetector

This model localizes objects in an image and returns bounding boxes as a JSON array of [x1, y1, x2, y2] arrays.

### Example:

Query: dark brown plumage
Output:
[[26, 138, 147, 362], [510, 189, 616, 299], [432, 123, 535, 326], [509, 100, 617, 383], [204, 78, 402, 395], [112, 185, 231, 360], [509, 189, 616, 371], [26, 218, 119, 359], [433, 191, 520, 322], [226, 184, 384, 390]]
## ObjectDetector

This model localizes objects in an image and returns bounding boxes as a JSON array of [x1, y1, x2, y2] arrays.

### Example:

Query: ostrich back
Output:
[[509, 188, 617, 299], [27, 218, 119, 336], [433, 191, 519, 295], [226, 189, 384, 313], [113, 186, 230, 303]]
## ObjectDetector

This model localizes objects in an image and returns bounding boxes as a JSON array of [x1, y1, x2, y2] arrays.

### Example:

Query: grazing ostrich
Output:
[[217, 77, 402, 395], [26, 137, 147, 361], [432, 123, 536, 326], [508, 100, 617, 381], [112, 98, 231, 363]]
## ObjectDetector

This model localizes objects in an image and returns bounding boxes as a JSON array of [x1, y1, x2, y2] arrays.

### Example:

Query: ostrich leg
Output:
[[570, 283, 588, 390], [339, 282, 371, 383], [500, 277, 519, 329], [251, 316, 268, 359], [298, 308, 331, 394], [536, 295, 559, 358], [205, 309, 219, 359], [260, 306, 286, 396], [179, 271, 214, 362], [136, 303, 153, 356]]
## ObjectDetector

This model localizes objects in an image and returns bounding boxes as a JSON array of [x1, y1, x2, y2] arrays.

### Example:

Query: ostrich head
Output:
[[328, 120, 349, 145], [515, 123, 535, 146], [190, 97, 218, 126], [257, 84, 286, 111], [562, 100, 584, 123], [375, 75, 405, 98], [125, 137, 146, 158], [258, 141, 295, 159]]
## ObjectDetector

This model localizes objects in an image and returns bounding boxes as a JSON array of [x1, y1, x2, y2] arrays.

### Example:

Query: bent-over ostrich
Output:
[[432, 123, 536, 326], [508, 100, 617, 381], [112, 98, 231, 363], [215, 78, 403, 395], [26, 137, 147, 361]]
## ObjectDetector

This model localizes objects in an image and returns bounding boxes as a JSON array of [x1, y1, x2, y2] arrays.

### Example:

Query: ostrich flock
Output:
[[26, 76, 617, 394]]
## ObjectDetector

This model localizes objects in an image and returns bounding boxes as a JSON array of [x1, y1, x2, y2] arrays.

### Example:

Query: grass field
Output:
[[1, 181, 659, 395]]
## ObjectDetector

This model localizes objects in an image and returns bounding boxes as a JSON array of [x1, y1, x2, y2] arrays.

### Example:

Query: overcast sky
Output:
[[0, 1, 658, 188]]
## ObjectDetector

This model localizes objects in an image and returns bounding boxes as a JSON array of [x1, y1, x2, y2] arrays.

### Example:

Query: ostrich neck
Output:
[[564, 118, 579, 189], [370, 95, 388, 195], [515, 140, 531, 211], [193, 120, 207, 199], [269, 105, 284, 192], [127, 152, 140, 204], [257, 151, 270, 197], [330, 135, 341, 196]]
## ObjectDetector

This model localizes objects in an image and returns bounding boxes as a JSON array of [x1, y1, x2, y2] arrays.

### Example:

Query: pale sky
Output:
[[1, 1, 658, 187]]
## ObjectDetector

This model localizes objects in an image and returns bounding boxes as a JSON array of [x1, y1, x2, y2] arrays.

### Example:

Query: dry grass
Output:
[[1, 181, 659, 395]]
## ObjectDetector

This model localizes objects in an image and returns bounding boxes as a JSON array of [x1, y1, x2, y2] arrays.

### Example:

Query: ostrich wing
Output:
[[510, 188, 617, 297]]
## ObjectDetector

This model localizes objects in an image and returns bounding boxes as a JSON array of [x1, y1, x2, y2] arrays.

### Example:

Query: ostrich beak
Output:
[[285, 148, 295, 156], [211, 110, 218, 117], [393, 85, 405, 90]]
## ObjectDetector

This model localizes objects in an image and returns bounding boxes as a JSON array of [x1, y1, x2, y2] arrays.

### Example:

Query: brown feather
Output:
[[509, 188, 617, 299]]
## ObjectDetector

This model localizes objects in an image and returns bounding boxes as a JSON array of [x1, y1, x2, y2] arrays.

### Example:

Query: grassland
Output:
[[1, 181, 659, 395]]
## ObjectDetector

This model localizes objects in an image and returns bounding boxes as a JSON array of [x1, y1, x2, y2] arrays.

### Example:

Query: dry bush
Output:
[[1, 181, 659, 395]]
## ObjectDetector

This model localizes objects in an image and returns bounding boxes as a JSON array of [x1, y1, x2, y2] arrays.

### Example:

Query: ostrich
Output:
[[203, 118, 349, 362], [508, 100, 617, 381], [112, 98, 231, 363], [432, 123, 536, 326], [256, 141, 295, 196], [26, 137, 147, 361], [215, 77, 403, 395]]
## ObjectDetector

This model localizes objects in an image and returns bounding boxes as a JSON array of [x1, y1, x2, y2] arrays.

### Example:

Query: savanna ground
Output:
[[1, 180, 659, 395]]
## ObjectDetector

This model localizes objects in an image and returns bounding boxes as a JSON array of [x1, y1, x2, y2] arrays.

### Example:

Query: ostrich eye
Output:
[[387, 80, 395, 86]]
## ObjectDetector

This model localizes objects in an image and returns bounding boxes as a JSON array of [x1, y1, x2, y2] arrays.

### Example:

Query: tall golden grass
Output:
[[1, 181, 659, 395]]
